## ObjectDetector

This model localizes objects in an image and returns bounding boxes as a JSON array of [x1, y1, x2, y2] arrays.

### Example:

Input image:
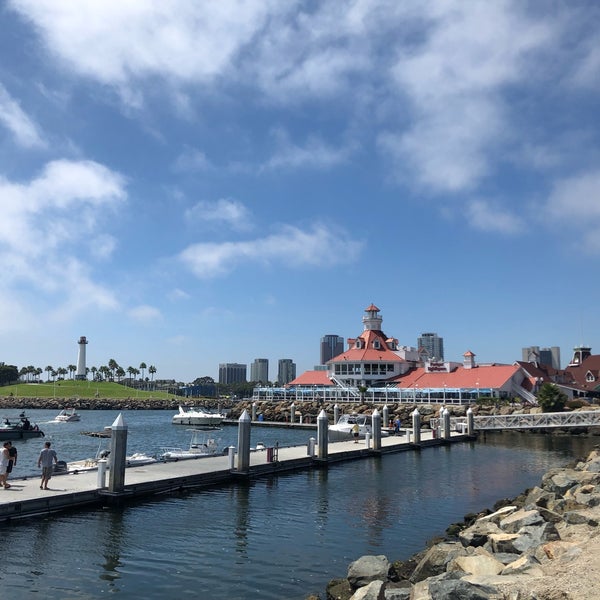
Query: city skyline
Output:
[[1, 3, 599, 382]]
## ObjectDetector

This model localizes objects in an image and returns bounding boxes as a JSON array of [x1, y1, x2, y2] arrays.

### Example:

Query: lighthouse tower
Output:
[[75, 336, 88, 380]]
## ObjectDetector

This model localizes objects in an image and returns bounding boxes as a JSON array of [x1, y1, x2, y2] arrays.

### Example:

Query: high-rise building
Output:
[[250, 358, 269, 383], [278, 359, 296, 385], [320, 334, 344, 364], [417, 332, 444, 361], [522, 346, 561, 369], [218, 363, 247, 384]]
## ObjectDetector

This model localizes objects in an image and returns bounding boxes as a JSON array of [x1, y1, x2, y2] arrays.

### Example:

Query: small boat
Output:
[[59, 446, 157, 474], [328, 413, 390, 442], [160, 429, 220, 461], [0, 413, 45, 440], [171, 405, 225, 427], [55, 408, 81, 422]]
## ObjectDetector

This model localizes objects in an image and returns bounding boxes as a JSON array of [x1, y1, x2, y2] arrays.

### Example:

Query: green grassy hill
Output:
[[2, 380, 178, 400]]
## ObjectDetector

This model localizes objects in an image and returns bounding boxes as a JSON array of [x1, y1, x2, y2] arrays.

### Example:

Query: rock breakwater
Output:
[[316, 447, 600, 599]]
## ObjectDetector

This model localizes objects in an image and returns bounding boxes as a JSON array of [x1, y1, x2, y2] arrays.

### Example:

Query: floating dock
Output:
[[0, 428, 471, 524]]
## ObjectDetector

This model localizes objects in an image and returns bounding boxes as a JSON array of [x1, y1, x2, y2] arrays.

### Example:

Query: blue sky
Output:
[[1, 1, 599, 383]]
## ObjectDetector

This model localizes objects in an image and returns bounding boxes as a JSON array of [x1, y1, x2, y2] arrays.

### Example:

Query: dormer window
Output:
[[586, 371, 596, 383], [355, 340, 362, 349], [373, 340, 380, 349]]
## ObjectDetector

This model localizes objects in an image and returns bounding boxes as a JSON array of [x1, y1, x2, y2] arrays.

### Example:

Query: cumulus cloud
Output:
[[129, 304, 162, 323], [0, 160, 126, 332], [185, 198, 253, 232], [466, 200, 525, 234], [179, 223, 363, 278], [0, 83, 46, 148]]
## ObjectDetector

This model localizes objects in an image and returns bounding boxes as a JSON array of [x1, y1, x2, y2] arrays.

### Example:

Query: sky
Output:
[[1, 1, 599, 384]]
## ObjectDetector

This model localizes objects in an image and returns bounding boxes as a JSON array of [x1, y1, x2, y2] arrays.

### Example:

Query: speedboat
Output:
[[55, 408, 81, 422], [58, 446, 157, 474], [171, 405, 225, 427], [160, 429, 220, 461], [0, 413, 44, 440], [328, 413, 389, 442]]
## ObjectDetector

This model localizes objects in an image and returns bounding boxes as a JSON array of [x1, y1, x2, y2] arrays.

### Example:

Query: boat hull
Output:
[[0, 429, 45, 441]]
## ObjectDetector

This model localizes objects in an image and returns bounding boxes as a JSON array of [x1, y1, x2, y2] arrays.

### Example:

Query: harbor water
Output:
[[2, 409, 597, 599]]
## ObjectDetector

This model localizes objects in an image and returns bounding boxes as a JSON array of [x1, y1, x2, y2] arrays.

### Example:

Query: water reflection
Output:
[[99, 510, 124, 585], [232, 482, 251, 559]]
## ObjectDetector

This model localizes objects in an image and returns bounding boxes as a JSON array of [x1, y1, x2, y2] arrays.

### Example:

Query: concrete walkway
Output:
[[0, 429, 469, 523]]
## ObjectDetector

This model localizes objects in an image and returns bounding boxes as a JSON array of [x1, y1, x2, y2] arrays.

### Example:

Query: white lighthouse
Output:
[[76, 336, 88, 380]]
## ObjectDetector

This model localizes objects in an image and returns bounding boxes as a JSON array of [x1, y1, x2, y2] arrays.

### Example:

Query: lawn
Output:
[[2, 380, 178, 400]]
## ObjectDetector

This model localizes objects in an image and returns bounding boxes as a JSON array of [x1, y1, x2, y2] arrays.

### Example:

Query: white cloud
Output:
[[261, 128, 355, 172], [466, 200, 524, 235], [185, 198, 253, 231], [168, 288, 191, 301], [0, 83, 46, 148], [129, 305, 162, 323], [172, 146, 212, 172], [0, 160, 126, 333], [179, 223, 363, 278]]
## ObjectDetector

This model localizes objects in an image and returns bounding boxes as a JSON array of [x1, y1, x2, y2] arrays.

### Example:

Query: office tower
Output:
[[417, 332, 444, 361], [278, 359, 296, 385], [522, 346, 561, 369], [218, 363, 247, 384], [250, 358, 269, 383], [320, 334, 344, 364]]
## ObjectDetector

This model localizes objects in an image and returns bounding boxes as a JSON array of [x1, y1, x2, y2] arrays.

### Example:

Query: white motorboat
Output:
[[171, 405, 225, 427], [328, 413, 390, 442], [57, 446, 157, 474], [55, 408, 81, 422], [160, 429, 221, 461]]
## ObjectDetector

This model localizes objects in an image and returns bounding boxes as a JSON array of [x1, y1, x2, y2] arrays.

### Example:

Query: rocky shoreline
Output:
[[314, 447, 600, 600]]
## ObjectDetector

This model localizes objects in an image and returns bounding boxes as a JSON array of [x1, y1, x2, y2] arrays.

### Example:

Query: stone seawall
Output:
[[316, 447, 600, 600]]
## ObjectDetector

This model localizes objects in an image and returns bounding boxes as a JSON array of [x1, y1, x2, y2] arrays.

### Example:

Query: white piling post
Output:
[[372, 409, 382, 450], [467, 407, 474, 436], [307, 437, 316, 457], [382, 404, 389, 428], [443, 407, 451, 440], [236, 410, 251, 472], [290, 402, 296, 424], [333, 404, 339, 424], [252, 402, 257, 421], [228, 446, 236, 470], [365, 432, 371, 449], [412, 409, 421, 444], [317, 409, 328, 460], [108, 413, 127, 493], [97, 459, 108, 488]]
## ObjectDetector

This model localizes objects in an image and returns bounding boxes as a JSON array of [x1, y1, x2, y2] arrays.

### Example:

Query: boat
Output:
[[57, 446, 157, 474], [0, 413, 45, 440], [160, 429, 221, 461], [55, 408, 81, 422], [328, 413, 390, 442], [171, 405, 225, 427]]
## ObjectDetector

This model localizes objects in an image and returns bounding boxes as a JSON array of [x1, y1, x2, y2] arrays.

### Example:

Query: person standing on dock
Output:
[[6, 441, 17, 483], [0, 442, 10, 488], [352, 422, 359, 443], [38, 441, 58, 490]]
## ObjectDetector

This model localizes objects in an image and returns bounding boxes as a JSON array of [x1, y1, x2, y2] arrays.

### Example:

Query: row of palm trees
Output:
[[18, 361, 157, 384]]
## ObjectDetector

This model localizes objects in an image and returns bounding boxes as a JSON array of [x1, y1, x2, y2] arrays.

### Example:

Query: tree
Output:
[[108, 358, 119, 380], [91, 366, 98, 380], [537, 383, 568, 413], [57, 367, 68, 380], [139, 362, 147, 381], [116, 366, 125, 381], [45, 365, 53, 382], [0, 363, 19, 385], [149, 365, 157, 381], [68, 364, 77, 379]]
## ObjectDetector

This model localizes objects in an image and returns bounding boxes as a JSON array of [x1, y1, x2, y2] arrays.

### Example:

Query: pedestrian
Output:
[[0, 442, 10, 489], [6, 441, 17, 483], [38, 441, 58, 490], [352, 422, 360, 443], [394, 418, 401, 435]]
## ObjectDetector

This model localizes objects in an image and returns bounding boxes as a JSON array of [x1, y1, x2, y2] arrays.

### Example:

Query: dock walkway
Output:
[[0, 428, 470, 523]]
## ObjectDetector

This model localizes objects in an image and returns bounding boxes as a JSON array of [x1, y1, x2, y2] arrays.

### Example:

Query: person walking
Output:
[[38, 441, 58, 490], [0, 442, 10, 488], [5, 441, 17, 484]]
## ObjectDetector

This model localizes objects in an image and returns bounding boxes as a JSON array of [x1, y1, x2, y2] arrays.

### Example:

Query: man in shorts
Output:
[[38, 441, 58, 490], [0, 442, 10, 488], [5, 441, 17, 484]]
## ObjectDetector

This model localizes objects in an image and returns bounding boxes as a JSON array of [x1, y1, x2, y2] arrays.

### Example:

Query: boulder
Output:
[[349, 580, 385, 600], [500, 554, 543, 577], [348, 556, 391, 589], [475, 505, 517, 525], [459, 520, 503, 547], [563, 510, 599, 526], [448, 550, 505, 577], [499, 509, 544, 533], [382, 582, 411, 600], [410, 542, 468, 583]]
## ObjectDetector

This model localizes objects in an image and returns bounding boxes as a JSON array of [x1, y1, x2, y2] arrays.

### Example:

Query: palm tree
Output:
[[68, 364, 77, 379], [108, 359, 118, 381], [116, 366, 125, 382], [91, 366, 97, 380], [45, 365, 53, 382], [149, 365, 156, 381], [35, 367, 43, 381], [139, 362, 147, 381], [19, 367, 28, 381], [57, 367, 68, 380]]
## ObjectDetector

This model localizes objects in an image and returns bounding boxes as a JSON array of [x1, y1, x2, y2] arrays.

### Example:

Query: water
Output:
[[2, 409, 597, 599]]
